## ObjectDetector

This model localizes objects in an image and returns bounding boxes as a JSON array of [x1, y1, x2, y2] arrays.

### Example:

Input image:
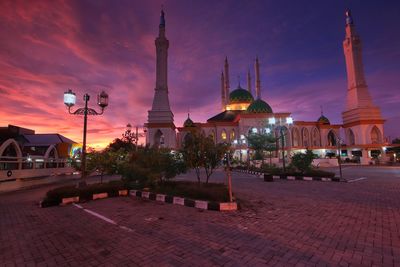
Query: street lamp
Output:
[[269, 116, 293, 173], [63, 89, 109, 183], [123, 124, 146, 151], [336, 137, 344, 180]]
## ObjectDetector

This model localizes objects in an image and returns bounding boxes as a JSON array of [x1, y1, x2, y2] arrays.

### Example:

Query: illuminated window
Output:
[[221, 130, 227, 140], [230, 130, 235, 140]]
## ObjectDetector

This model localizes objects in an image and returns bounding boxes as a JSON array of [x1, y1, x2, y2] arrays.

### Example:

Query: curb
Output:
[[129, 190, 237, 211], [233, 169, 343, 182]]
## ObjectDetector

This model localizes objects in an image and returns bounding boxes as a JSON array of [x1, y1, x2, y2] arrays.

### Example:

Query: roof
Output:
[[183, 117, 195, 127], [229, 86, 254, 103], [317, 115, 330, 125], [22, 134, 76, 146], [207, 110, 243, 122], [246, 99, 273, 113]]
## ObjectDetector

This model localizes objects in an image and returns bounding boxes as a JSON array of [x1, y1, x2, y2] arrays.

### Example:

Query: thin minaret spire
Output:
[[255, 57, 261, 99], [224, 57, 230, 105], [221, 71, 225, 110], [247, 68, 252, 94]]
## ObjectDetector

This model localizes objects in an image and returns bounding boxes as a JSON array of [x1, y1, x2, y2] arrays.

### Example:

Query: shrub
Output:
[[42, 180, 128, 207], [291, 150, 317, 173]]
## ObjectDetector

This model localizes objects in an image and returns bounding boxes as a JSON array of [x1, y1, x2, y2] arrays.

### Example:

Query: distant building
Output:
[[146, 10, 389, 165], [0, 125, 79, 180]]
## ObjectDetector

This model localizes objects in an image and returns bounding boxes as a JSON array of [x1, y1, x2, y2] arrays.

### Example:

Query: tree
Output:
[[107, 138, 134, 152], [85, 149, 127, 183], [181, 132, 229, 184], [291, 149, 317, 173], [120, 146, 187, 187], [246, 132, 276, 164]]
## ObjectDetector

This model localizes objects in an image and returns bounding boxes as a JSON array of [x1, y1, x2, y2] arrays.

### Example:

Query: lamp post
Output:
[[337, 137, 343, 180], [123, 124, 146, 151], [63, 89, 109, 183], [269, 117, 293, 174]]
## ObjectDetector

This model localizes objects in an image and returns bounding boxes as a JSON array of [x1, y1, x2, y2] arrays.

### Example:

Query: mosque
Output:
[[145, 10, 388, 165]]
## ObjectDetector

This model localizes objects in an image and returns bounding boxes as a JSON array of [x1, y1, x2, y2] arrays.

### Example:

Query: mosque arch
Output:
[[0, 139, 22, 171], [311, 127, 321, 147], [154, 129, 164, 148], [292, 128, 300, 147], [301, 128, 310, 147], [327, 130, 337, 146], [370, 126, 382, 144], [348, 129, 355, 145], [44, 145, 59, 159], [0, 139, 22, 159], [281, 126, 289, 147]]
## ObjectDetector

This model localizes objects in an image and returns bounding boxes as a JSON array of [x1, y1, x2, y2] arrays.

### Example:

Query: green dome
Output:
[[246, 99, 273, 113], [317, 115, 330, 124], [183, 117, 195, 127], [229, 86, 254, 103]]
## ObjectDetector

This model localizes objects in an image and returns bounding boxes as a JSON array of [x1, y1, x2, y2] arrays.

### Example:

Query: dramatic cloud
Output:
[[0, 0, 399, 148]]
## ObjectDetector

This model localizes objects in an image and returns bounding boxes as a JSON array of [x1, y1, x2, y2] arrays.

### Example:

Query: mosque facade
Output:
[[146, 10, 388, 165]]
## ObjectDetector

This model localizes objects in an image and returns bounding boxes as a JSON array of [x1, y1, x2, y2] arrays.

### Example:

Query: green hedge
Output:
[[42, 180, 127, 207], [235, 166, 335, 178]]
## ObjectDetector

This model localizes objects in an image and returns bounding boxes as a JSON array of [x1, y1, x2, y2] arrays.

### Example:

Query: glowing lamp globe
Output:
[[64, 89, 76, 107], [268, 117, 276, 125], [97, 91, 109, 108]]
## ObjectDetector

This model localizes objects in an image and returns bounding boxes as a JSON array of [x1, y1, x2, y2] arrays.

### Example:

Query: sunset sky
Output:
[[1, 0, 399, 149]]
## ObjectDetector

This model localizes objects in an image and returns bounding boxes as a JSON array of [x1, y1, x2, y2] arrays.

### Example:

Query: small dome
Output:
[[183, 117, 195, 127], [246, 99, 273, 113], [317, 115, 330, 124], [229, 86, 254, 104]]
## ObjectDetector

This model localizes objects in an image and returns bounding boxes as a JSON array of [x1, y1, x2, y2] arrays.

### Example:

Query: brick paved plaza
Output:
[[1, 166, 400, 266]]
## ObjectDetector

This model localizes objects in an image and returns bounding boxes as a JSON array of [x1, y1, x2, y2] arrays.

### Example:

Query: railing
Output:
[[0, 156, 74, 181]]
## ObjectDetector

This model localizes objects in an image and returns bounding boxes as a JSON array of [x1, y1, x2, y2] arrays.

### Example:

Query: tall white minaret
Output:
[[247, 68, 252, 94], [343, 10, 373, 110], [255, 57, 261, 99], [341, 10, 384, 147], [221, 71, 225, 110], [147, 9, 176, 148], [224, 57, 230, 105]]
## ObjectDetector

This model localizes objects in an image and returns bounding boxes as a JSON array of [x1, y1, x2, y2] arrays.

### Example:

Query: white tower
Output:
[[146, 9, 176, 148], [341, 10, 385, 162]]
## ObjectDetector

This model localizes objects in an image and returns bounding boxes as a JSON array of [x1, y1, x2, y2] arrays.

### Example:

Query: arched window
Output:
[[371, 126, 382, 144], [311, 128, 320, 147], [348, 129, 355, 145], [221, 130, 227, 141], [154, 129, 164, 148], [292, 128, 300, 147], [327, 130, 337, 146], [209, 130, 216, 143], [302, 128, 309, 147], [230, 129, 235, 141], [183, 133, 193, 146]]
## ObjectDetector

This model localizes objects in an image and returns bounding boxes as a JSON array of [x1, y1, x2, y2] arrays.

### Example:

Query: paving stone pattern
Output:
[[1, 168, 400, 266]]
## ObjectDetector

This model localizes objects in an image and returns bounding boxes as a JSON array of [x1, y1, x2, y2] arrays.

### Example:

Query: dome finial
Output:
[[160, 5, 166, 27], [320, 105, 323, 116], [237, 75, 241, 87], [345, 9, 353, 25]]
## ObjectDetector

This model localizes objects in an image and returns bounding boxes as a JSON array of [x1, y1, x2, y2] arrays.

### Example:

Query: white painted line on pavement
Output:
[[72, 203, 135, 232], [347, 177, 367, 183]]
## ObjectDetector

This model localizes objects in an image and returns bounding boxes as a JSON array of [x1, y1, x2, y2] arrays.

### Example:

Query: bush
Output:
[[291, 150, 317, 173], [42, 180, 128, 207]]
